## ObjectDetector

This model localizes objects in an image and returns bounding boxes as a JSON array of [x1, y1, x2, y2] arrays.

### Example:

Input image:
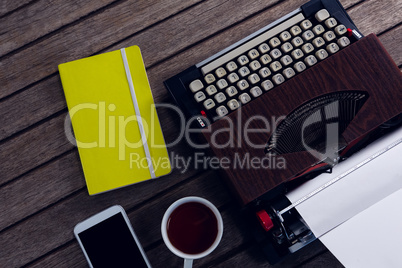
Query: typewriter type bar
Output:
[[164, 0, 363, 128]]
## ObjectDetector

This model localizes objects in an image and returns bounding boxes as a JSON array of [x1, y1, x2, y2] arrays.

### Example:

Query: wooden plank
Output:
[[0, 0, 399, 226], [0, 151, 84, 232], [27, 206, 248, 268], [0, 0, 298, 182], [27, 223, 340, 267], [204, 244, 272, 268], [298, 251, 344, 268], [0, 0, 359, 56], [0, 31, 214, 229], [0, 109, 205, 229], [0, 0, 400, 231], [0, 81, 199, 184], [0, 0, 309, 235], [27, 242, 88, 268], [348, 0, 402, 35], [107, 0, 365, 78], [271, 241, 330, 267], [12, 166, 212, 266], [0, 113, 74, 183], [0, 0, 282, 99], [0, 0, 285, 141], [0, 0, 400, 267], [22, 168, 337, 267], [1, 0, 400, 143], [0, 0, 117, 57], [340, 0, 364, 8], [0, 0, 33, 17], [0, 75, 66, 141], [108, 0, 305, 74], [144, 206, 249, 268], [380, 24, 402, 66], [0, 169, 231, 267], [213, 236, 332, 268], [0, 0, 202, 99], [29, 205, 250, 268], [1, 27, 400, 144]]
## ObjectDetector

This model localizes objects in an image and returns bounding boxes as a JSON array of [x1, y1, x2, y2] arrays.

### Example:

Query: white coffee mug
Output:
[[161, 196, 223, 268]]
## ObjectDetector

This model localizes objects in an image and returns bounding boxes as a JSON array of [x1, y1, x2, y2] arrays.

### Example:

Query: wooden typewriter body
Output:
[[201, 34, 402, 206]]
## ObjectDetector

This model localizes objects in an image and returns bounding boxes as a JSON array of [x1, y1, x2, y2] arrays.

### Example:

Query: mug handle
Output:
[[184, 258, 193, 268]]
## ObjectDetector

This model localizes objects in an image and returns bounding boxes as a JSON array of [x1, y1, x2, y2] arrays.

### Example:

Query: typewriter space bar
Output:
[[200, 13, 305, 75]]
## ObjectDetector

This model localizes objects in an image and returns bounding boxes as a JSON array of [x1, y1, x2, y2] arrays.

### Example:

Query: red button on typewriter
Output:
[[256, 210, 274, 232]]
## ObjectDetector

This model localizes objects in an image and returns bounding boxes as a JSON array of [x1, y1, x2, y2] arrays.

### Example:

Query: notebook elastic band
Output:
[[121, 48, 156, 178]]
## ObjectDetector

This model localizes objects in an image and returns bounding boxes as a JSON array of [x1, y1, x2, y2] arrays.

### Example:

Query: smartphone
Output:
[[74, 205, 152, 268]]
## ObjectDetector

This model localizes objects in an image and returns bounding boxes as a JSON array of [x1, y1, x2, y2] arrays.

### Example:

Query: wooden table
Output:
[[0, 0, 400, 267]]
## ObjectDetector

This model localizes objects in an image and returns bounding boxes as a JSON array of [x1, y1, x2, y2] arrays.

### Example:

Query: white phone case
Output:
[[74, 205, 152, 268]]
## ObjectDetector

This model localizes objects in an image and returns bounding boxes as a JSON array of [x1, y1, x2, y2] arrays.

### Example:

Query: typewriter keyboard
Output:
[[189, 9, 352, 120]]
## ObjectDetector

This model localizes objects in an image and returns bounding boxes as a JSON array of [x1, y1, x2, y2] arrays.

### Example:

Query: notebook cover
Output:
[[59, 46, 171, 195]]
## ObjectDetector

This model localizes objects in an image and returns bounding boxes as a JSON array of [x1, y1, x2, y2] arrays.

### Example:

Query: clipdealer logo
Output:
[[128, 151, 286, 174], [64, 101, 289, 170], [64, 102, 174, 161]]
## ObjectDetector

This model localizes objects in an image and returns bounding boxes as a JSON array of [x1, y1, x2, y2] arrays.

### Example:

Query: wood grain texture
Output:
[[381, 24, 402, 65], [0, 29, 402, 144], [0, 0, 304, 193], [0, 113, 74, 183], [0, 0, 33, 17], [0, 0, 118, 57], [0, 48, 211, 230], [0, 123, 203, 230], [0, 169, 230, 267], [0, 0, 202, 99], [216, 240, 330, 268], [28, 205, 250, 268], [0, 150, 84, 232], [2, 0, 401, 143], [214, 244, 274, 268], [299, 251, 345, 268], [28, 242, 88, 268], [0, 0, 285, 139], [0, 0, 366, 99], [0, 75, 66, 141], [348, 0, 402, 35], [0, 0, 400, 267], [273, 240, 330, 268]]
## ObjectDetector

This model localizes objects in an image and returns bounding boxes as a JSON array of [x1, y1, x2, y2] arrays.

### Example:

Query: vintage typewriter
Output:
[[164, 0, 402, 263]]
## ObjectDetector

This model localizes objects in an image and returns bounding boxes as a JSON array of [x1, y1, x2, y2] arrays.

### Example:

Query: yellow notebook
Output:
[[59, 46, 171, 195]]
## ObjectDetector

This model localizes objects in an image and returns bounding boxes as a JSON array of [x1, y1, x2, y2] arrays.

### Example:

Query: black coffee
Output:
[[167, 202, 218, 254]]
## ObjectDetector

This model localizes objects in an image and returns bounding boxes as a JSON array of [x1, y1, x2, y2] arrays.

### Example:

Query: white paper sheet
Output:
[[320, 188, 402, 268], [284, 127, 402, 267], [285, 127, 402, 238]]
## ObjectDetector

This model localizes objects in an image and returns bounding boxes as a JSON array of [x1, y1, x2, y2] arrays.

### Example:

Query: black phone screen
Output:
[[78, 213, 149, 268]]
